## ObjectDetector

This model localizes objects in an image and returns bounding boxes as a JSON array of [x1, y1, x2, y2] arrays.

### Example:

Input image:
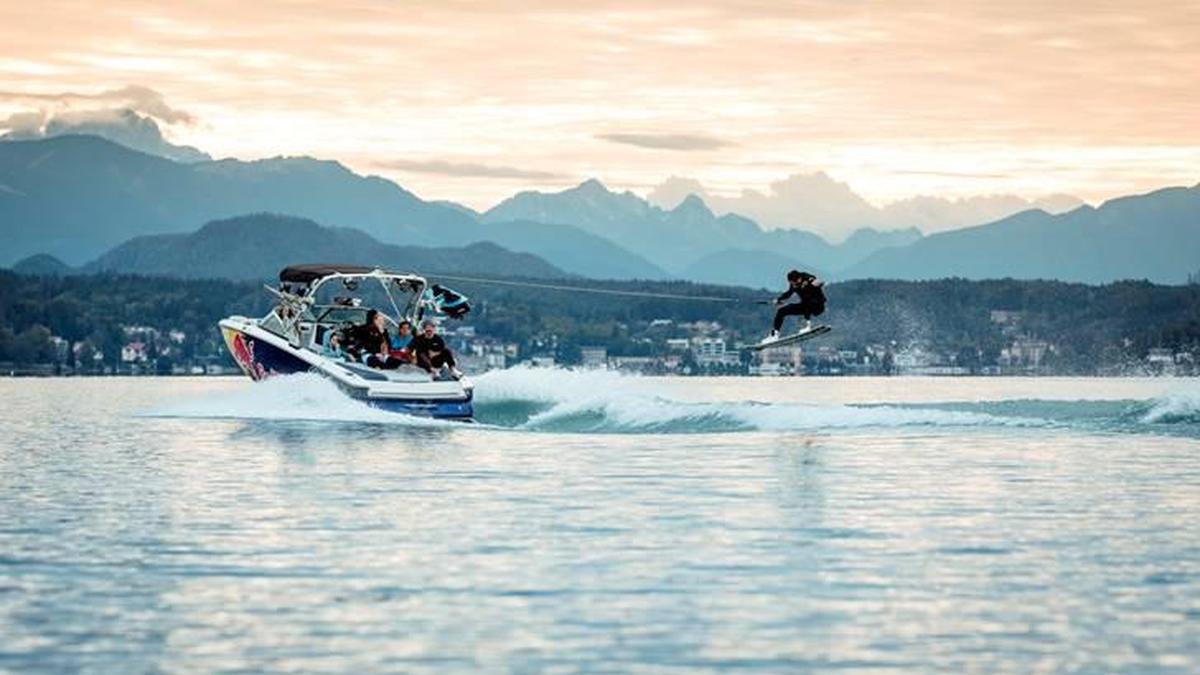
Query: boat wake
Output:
[[1140, 385, 1200, 425], [471, 368, 1042, 434], [148, 368, 1200, 437], [910, 385, 1200, 436]]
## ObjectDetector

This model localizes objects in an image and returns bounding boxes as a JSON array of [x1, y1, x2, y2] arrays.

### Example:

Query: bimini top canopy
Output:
[[279, 264, 376, 284]]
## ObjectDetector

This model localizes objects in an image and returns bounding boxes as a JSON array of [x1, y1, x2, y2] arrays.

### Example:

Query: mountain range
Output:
[[15, 214, 567, 281], [483, 180, 921, 284], [2, 134, 1197, 286], [0, 134, 468, 263], [490, 178, 1197, 285], [0, 135, 660, 279], [845, 185, 1200, 284]]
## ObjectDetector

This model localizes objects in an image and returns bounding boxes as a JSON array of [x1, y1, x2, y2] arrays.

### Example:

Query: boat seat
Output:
[[380, 365, 437, 383], [337, 362, 432, 383], [335, 362, 390, 381]]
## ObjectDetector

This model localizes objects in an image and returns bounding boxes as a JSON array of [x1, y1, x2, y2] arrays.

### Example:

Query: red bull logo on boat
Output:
[[222, 328, 268, 381]]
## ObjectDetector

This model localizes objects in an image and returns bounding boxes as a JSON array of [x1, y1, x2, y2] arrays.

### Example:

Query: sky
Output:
[[1, 0, 1198, 211]]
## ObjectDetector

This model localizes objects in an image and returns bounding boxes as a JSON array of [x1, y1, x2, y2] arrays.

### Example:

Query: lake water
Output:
[[1, 372, 1198, 673]]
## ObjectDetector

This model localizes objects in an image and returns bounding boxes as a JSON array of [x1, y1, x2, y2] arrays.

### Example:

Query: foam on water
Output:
[[473, 367, 1043, 433], [881, 383, 1200, 437], [1141, 383, 1200, 424], [146, 373, 451, 428]]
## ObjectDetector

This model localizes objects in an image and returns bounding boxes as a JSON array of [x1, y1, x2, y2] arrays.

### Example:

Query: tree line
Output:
[[1, 270, 1198, 374]]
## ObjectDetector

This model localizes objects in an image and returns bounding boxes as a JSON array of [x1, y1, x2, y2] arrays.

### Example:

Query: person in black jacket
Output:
[[410, 319, 463, 379], [767, 269, 825, 340], [345, 309, 404, 369]]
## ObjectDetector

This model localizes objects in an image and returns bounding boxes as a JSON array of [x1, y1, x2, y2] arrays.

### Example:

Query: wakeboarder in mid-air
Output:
[[752, 269, 831, 350]]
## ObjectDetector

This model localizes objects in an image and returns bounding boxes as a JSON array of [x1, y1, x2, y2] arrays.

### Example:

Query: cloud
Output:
[[0, 110, 47, 131], [646, 175, 711, 209], [0, 85, 194, 124], [0, 84, 206, 161], [595, 132, 732, 151], [652, 171, 884, 239], [0, 107, 211, 162], [378, 158, 569, 180], [103, 85, 194, 124]]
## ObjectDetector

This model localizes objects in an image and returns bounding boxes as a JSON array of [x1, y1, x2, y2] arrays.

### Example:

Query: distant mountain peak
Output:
[[11, 253, 73, 276], [198, 212, 321, 234], [573, 177, 611, 194], [234, 155, 349, 174], [840, 226, 923, 251], [672, 193, 714, 217]]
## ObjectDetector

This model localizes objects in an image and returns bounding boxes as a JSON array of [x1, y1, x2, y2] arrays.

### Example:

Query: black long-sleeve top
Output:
[[347, 323, 389, 356], [777, 280, 825, 304], [410, 333, 448, 355]]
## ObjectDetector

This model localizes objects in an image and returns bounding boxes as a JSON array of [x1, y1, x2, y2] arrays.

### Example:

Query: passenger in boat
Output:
[[766, 269, 825, 340], [347, 309, 404, 369], [411, 319, 462, 379], [389, 320, 414, 363], [317, 329, 346, 359]]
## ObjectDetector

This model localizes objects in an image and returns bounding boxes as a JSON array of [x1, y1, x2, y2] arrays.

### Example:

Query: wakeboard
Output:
[[749, 324, 832, 351]]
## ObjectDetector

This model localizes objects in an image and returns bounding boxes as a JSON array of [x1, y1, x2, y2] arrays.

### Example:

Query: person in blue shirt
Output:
[[389, 320, 413, 351], [387, 320, 415, 363]]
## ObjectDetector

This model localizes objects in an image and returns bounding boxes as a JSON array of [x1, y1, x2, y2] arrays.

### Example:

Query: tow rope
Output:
[[428, 274, 753, 304]]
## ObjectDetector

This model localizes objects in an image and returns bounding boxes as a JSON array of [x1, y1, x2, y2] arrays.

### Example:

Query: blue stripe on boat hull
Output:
[[366, 397, 474, 419]]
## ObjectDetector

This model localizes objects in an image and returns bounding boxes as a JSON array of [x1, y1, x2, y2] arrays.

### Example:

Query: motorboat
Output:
[[218, 264, 474, 419]]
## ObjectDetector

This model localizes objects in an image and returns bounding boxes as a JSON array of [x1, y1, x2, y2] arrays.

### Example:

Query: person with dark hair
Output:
[[317, 328, 346, 359], [346, 309, 404, 369], [766, 269, 825, 341], [410, 319, 462, 379], [388, 320, 414, 363]]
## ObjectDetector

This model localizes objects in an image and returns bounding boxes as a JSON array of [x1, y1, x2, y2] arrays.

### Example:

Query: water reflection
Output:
[[227, 418, 459, 449]]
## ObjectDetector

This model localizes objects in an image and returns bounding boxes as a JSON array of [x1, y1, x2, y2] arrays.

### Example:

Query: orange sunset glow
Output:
[[2, 0, 1197, 215]]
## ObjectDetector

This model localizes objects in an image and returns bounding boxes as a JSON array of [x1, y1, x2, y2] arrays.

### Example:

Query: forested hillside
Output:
[[1, 271, 1197, 375]]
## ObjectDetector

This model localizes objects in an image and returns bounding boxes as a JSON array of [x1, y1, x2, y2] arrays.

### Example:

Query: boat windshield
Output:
[[307, 275, 422, 322], [287, 274, 424, 349], [257, 272, 426, 347]]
